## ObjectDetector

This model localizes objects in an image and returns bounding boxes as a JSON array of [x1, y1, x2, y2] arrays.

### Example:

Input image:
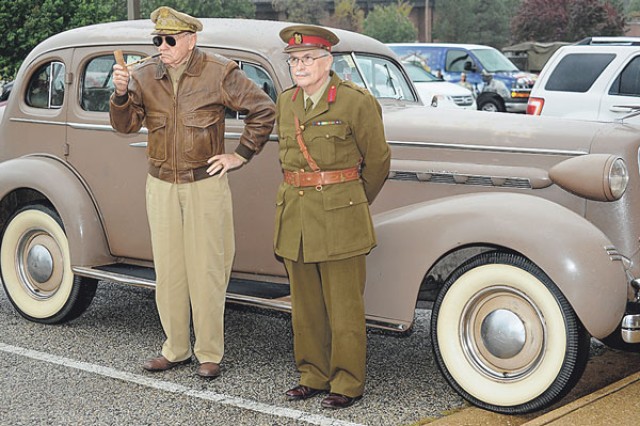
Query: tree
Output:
[[0, 0, 256, 81], [139, 0, 255, 19], [323, 0, 364, 32], [0, 0, 126, 81], [271, 0, 328, 24], [362, 0, 417, 43], [511, 0, 625, 43]]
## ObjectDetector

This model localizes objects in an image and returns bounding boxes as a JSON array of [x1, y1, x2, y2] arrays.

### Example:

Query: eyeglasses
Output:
[[286, 54, 330, 67], [152, 33, 187, 47]]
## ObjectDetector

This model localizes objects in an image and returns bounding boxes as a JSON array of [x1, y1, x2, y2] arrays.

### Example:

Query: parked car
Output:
[[527, 37, 640, 122], [402, 61, 476, 109], [2, 19, 640, 415], [387, 43, 537, 112], [0, 81, 12, 107]]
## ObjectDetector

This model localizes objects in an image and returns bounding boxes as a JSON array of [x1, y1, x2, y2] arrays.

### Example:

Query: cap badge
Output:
[[294, 33, 303, 45]]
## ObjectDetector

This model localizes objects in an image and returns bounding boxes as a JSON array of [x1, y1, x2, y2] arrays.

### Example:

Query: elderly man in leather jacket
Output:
[[109, 6, 275, 379]]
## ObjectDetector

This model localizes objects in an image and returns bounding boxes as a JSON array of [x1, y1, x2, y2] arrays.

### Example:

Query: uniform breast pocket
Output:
[[182, 111, 221, 162], [308, 123, 351, 164], [146, 113, 168, 161]]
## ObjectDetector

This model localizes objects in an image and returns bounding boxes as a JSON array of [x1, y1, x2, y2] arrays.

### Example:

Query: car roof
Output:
[[576, 36, 640, 46], [387, 43, 495, 50], [27, 18, 394, 65]]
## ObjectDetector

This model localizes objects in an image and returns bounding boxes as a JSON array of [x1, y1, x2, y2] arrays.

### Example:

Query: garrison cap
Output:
[[150, 6, 203, 35], [279, 25, 340, 53]]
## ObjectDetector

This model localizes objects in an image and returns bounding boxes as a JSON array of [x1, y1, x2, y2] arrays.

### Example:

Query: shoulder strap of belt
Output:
[[294, 115, 321, 172]]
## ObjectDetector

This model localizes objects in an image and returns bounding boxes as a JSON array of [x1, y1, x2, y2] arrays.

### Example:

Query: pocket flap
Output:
[[146, 114, 166, 132], [323, 186, 368, 211], [182, 111, 220, 128]]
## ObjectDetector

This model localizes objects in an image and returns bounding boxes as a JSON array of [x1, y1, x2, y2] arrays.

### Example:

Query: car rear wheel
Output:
[[431, 251, 590, 414], [0, 204, 97, 324], [478, 96, 505, 112]]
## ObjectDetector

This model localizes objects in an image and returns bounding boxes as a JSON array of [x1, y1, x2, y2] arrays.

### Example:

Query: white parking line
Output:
[[0, 342, 364, 426]]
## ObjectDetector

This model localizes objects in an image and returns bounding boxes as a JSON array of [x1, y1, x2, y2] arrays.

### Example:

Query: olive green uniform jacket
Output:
[[274, 72, 391, 263]]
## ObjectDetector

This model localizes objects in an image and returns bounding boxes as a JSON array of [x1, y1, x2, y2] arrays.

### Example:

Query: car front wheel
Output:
[[431, 251, 590, 414], [0, 204, 97, 324]]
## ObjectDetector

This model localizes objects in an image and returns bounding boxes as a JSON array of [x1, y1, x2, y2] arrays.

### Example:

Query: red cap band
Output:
[[288, 35, 332, 51]]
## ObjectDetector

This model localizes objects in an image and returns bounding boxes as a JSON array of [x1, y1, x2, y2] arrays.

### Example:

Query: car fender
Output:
[[367, 192, 626, 338], [0, 156, 113, 266]]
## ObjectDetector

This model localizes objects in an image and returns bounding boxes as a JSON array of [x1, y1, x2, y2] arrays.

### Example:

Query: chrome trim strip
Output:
[[9, 118, 282, 142], [73, 266, 409, 331], [387, 140, 588, 156]]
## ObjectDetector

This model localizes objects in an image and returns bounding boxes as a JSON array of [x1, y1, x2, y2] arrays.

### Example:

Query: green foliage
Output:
[[139, 0, 255, 18], [325, 0, 364, 32], [362, 0, 417, 43], [0, 0, 256, 81], [434, 0, 517, 48], [272, 0, 328, 24], [0, 0, 126, 81]]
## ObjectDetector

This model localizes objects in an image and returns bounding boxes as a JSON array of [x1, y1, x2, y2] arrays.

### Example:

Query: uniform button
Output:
[[298, 190, 304, 196], [325, 134, 330, 138]]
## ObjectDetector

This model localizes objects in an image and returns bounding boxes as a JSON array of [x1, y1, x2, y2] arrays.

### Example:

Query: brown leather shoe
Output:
[[196, 362, 221, 379], [321, 393, 362, 409], [142, 355, 191, 372], [285, 385, 324, 401]]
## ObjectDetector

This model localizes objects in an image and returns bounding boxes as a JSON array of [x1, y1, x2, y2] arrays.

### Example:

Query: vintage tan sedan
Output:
[[1, 18, 639, 415]]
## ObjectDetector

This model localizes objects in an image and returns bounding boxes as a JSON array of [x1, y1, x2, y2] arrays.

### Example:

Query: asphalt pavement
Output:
[[0, 281, 462, 426], [2, 281, 640, 425]]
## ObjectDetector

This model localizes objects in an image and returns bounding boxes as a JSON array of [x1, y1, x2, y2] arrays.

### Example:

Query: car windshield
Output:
[[402, 62, 439, 83], [332, 53, 417, 101], [472, 48, 519, 73]]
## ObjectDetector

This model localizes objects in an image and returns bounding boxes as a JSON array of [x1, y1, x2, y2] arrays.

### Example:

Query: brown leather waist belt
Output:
[[284, 167, 360, 188], [148, 165, 215, 183]]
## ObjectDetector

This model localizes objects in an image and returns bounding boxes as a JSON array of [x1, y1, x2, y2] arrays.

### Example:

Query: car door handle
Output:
[[129, 142, 147, 148], [610, 105, 640, 113]]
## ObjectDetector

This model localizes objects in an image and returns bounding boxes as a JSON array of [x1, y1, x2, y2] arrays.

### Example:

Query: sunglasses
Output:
[[152, 34, 185, 47]]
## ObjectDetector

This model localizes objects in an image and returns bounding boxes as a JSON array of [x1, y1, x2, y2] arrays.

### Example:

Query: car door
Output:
[[599, 51, 640, 122], [66, 46, 156, 261]]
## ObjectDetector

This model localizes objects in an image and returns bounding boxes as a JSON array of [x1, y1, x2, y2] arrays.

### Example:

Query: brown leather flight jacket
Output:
[[110, 47, 276, 183]]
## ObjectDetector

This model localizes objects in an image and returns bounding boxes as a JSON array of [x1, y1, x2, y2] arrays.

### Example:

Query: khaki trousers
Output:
[[284, 252, 367, 397], [146, 174, 234, 364]]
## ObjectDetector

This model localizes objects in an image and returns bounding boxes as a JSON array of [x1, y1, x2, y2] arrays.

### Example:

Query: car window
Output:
[[471, 48, 519, 72], [545, 53, 615, 93], [402, 62, 438, 82], [81, 53, 143, 112], [387, 46, 444, 76], [332, 53, 415, 101], [609, 55, 640, 97], [228, 61, 277, 119], [25, 62, 65, 109], [445, 49, 471, 73]]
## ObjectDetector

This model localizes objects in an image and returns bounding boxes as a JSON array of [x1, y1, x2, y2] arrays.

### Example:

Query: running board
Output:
[[72, 264, 411, 332]]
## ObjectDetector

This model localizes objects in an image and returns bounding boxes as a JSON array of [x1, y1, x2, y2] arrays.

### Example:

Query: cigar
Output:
[[113, 50, 160, 68], [125, 53, 160, 68]]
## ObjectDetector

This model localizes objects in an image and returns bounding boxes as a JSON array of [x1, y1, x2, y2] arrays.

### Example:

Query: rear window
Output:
[[544, 53, 615, 92], [609, 55, 640, 97]]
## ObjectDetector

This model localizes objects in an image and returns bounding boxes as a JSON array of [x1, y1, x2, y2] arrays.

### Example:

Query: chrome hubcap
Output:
[[18, 231, 64, 298], [461, 286, 546, 381]]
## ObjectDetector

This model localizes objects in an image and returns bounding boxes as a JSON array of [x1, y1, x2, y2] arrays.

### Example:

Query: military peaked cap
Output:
[[150, 6, 203, 35], [279, 25, 340, 53]]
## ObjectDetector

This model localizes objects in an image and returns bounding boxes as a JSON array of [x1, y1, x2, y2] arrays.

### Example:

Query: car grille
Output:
[[452, 95, 474, 107]]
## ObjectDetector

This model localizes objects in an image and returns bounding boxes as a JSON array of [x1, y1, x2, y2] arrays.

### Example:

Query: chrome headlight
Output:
[[608, 157, 629, 199], [549, 154, 628, 201]]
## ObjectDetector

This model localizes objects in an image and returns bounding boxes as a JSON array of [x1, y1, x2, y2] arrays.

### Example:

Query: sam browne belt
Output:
[[287, 114, 361, 189], [284, 167, 360, 188]]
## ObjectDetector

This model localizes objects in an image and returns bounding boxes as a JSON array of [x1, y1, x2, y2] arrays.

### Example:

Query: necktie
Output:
[[305, 99, 313, 112]]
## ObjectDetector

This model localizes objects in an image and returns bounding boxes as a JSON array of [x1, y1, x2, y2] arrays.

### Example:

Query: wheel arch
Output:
[[367, 192, 627, 338], [476, 92, 505, 111], [0, 156, 113, 267]]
